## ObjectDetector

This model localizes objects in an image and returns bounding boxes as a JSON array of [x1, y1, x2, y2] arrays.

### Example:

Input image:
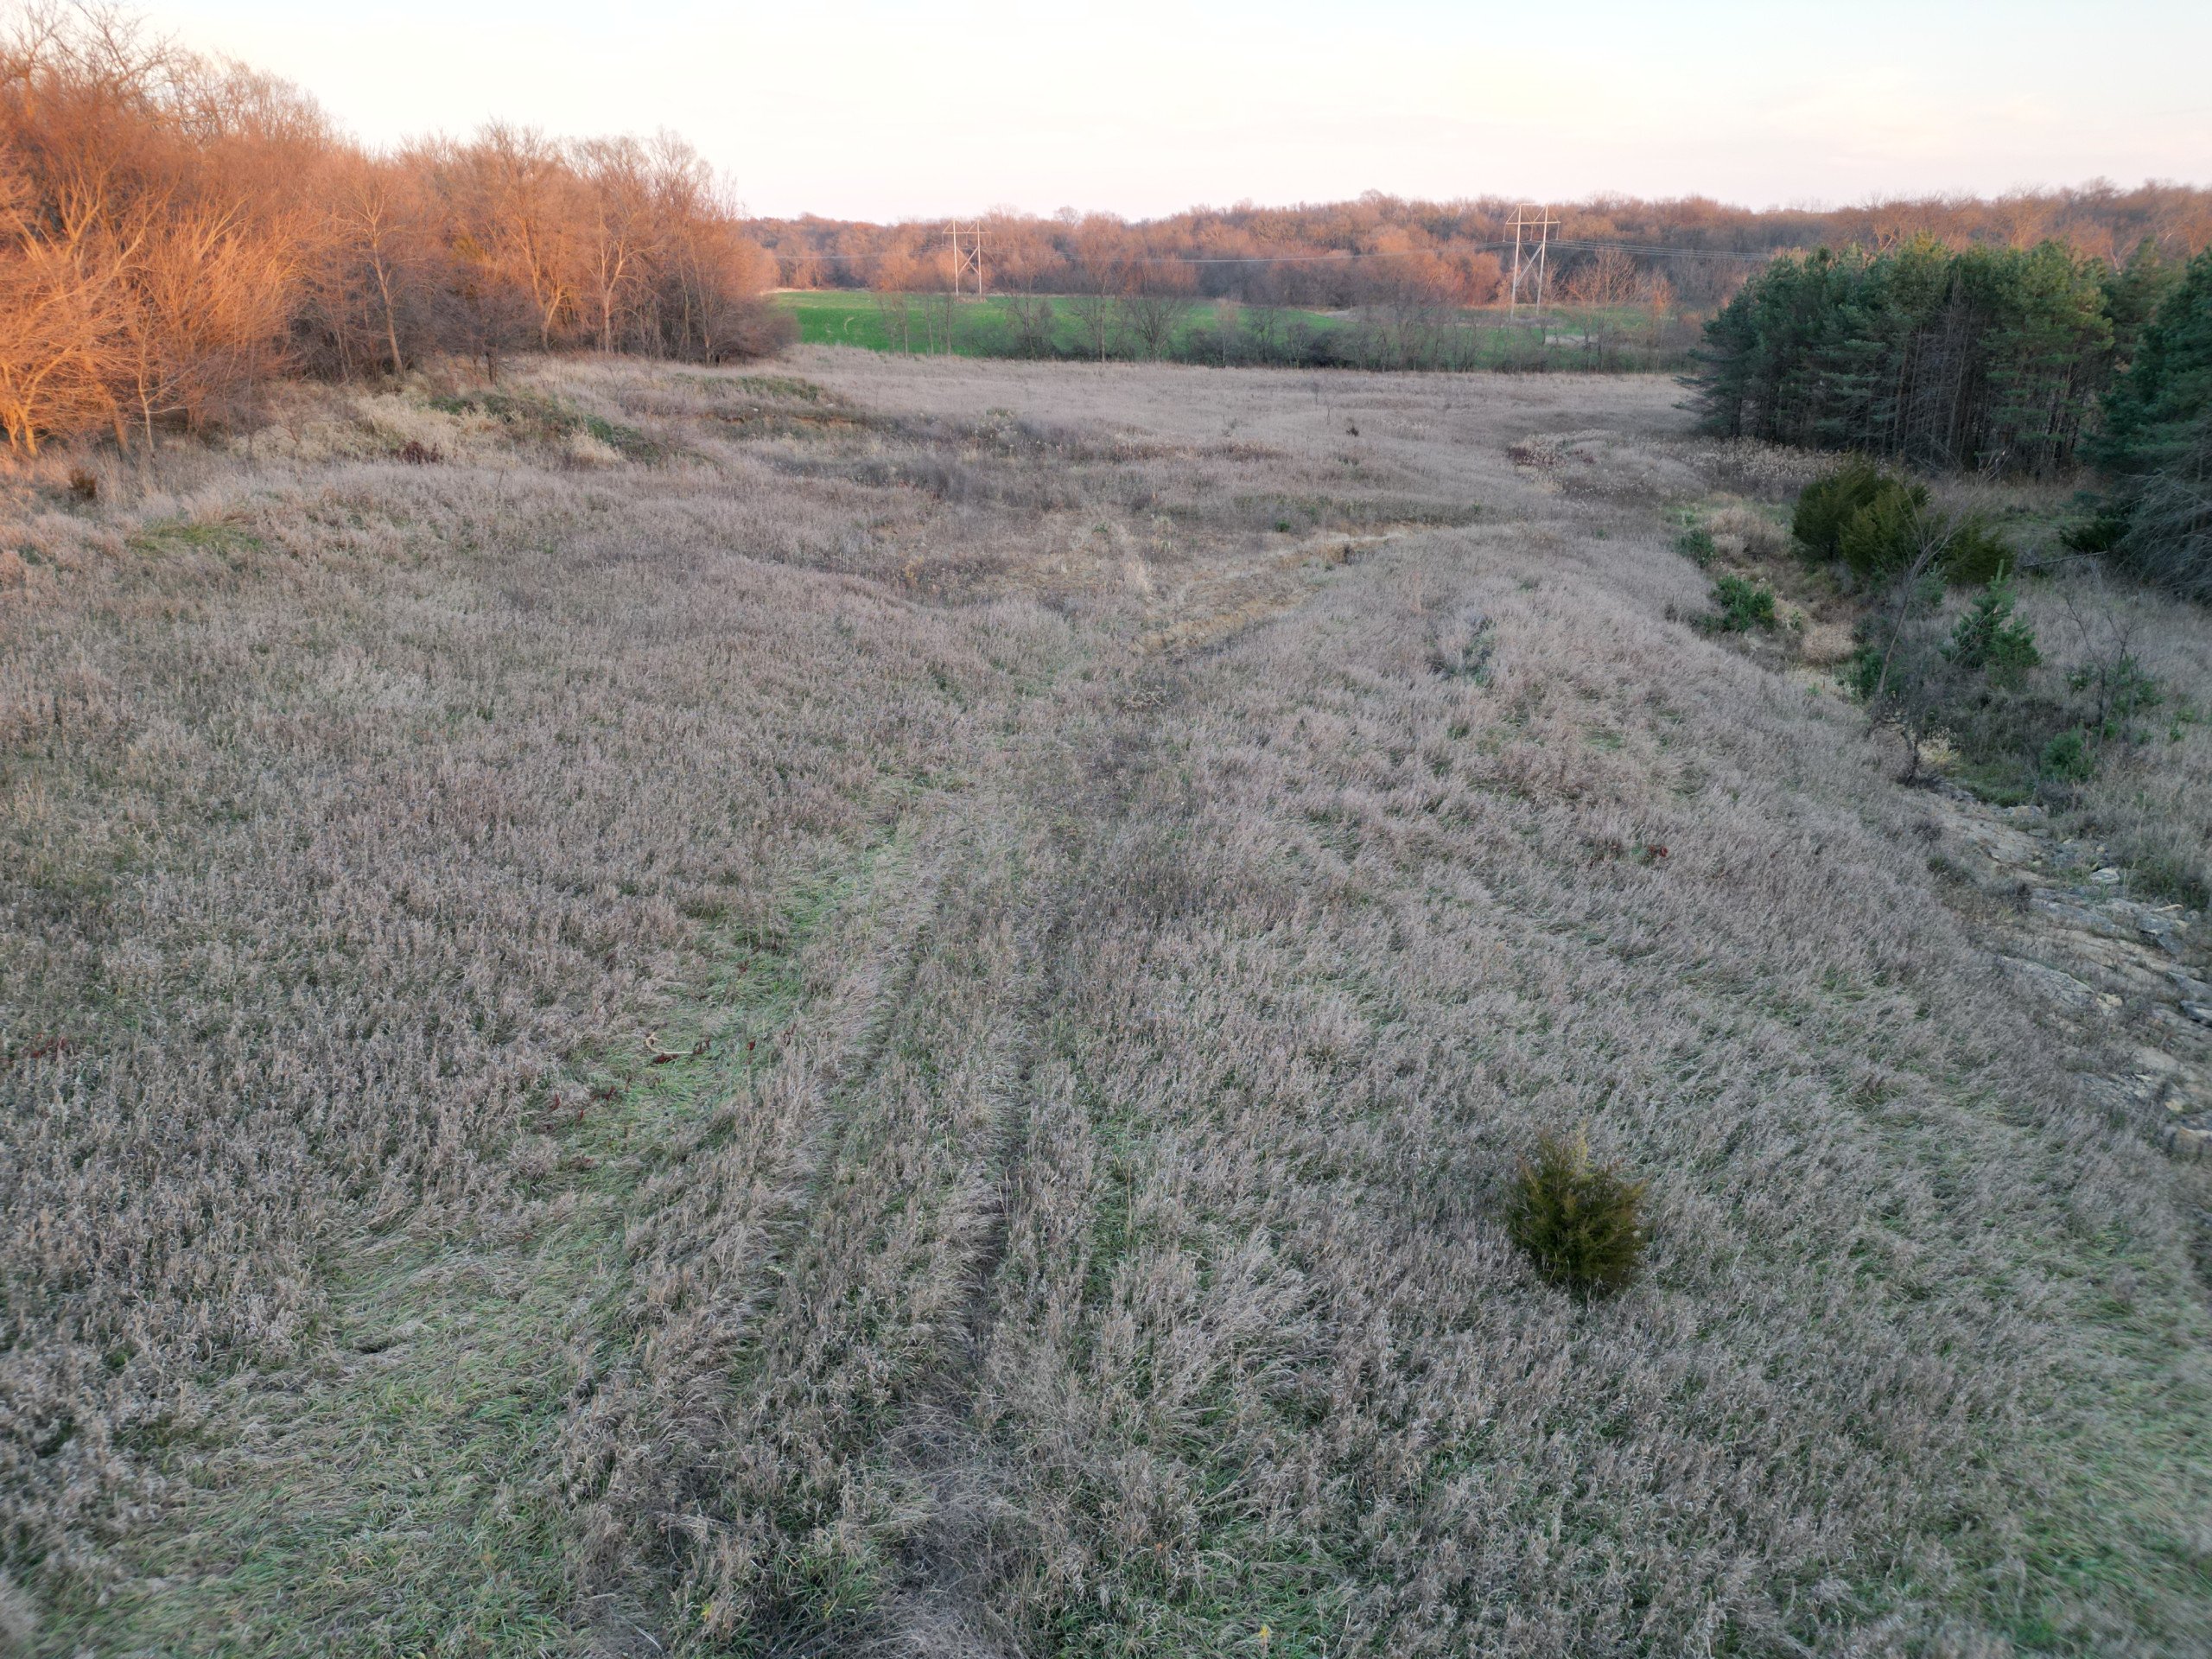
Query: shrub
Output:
[[1675, 525, 1716, 566], [1793, 461, 1892, 560], [1821, 481, 2008, 588], [2064, 653, 2162, 747], [1842, 635, 1888, 702], [1941, 516, 2016, 586], [1943, 580, 2039, 685], [2061, 512, 2127, 553], [2039, 728, 2094, 783], [1701, 573, 1777, 632], [1504, 1128, 1649, 1296], [1836, 483, 1932, 581]]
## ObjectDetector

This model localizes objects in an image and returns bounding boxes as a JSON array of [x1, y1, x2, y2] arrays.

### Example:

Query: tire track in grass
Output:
[[49, 829, 934, 1659], [874, 577, 1327, 1655]]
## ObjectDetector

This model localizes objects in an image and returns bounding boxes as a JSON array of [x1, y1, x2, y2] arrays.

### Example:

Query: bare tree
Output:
[[1115, 283, 1192, 359], [572, 137, 654, 353], [1001, 290, 1055, 358]]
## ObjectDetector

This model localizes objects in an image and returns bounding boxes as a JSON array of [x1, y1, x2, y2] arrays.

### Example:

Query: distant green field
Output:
[[772, 289, 1690, 370], [774, 289, 1343, 356]]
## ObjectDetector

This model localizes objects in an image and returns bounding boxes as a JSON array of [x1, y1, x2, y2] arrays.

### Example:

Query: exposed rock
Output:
[[1929, 789, 2211, 1161], [2147, 1005, 2212, 1048], [1998, 955, 2109, 1014], [1923, 796, 2044, 867], [2161, 1122, 2212, 1160], [2030, 894, 2144, 943]]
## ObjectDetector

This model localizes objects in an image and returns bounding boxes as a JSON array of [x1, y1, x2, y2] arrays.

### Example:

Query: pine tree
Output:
[[2100, 247, 2212, 480]]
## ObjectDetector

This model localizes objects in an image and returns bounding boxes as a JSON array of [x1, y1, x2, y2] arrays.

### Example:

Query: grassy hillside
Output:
[[3, 352, 2209, 1656]]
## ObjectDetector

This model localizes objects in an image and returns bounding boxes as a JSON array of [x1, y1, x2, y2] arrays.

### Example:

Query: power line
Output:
[[1504, 204, 1558, 317], [941, 221, 987, 295]]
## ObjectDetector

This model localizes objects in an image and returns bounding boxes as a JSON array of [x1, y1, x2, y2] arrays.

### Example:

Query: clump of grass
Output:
[[1503, 1128, 1649, 1296], [1703, 501, 1790, 560], [429, 386, 659, 460]]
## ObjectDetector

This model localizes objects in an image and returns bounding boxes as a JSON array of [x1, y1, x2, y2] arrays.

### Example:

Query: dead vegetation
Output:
[[3, 350, 2210, 1656]]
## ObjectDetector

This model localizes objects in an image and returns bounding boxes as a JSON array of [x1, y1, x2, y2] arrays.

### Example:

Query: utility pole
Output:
[[1505, 204, 1556, 321], [942, 222, 986, 296]]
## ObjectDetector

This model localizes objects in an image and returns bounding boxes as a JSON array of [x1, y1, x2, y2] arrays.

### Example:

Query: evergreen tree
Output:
[[1694, 240, 2122, 475], [2099, 247, 2212, 480], [2100, 250, 2212, 597]]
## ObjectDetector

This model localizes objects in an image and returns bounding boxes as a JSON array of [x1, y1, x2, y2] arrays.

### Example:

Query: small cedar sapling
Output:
[[1505, 1128, 1649, 1296]]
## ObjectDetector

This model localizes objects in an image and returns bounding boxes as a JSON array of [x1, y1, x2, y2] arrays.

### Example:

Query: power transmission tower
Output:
[[942, 222, 987, 296], [1505, 204, 1556, 320]]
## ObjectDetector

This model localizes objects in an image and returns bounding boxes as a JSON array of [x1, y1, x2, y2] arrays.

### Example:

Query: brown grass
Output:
[[3, 349, 2209, 1656]]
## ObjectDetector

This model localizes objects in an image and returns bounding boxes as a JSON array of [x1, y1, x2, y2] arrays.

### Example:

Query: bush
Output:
[[1941, 517, 2016, 586], [1943, 579, 2039, 684], [2069, 652, 2163, 734], [2040, 728, 2094, 783], [1836, 483, 1932, 581], [1504, 1129, 1649, 1296], [1675, 525, 1716, 566], [1814, 474, 2010, 588], [1700, 573, 1777, 632], [1793, 461, 1893, 559], [2061, 511, 2128, 553]]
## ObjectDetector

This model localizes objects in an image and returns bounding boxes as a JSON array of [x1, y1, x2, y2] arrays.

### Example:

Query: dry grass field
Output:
[[3, 347, 2210, 1657]]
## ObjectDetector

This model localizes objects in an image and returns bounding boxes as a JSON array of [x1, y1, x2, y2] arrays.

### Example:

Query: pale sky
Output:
[[140, 1, 2210, 219]]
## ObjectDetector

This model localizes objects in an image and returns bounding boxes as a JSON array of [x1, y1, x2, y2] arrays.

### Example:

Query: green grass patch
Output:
[[126, 518, 264, 558], [773, 289, 1691, 371]]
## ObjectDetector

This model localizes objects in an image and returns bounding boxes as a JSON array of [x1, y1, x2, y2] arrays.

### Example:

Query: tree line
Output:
[[1685, 238, 2172, 474], [749, 186, 2212, 316], [2095, 249, 2212, 598], [1692, 237, 2212, 598], [0, 6, 786, 456]]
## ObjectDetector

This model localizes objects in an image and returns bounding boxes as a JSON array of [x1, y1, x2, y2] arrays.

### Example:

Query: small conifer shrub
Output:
[[1835, 484, 1929, 581], [1700, 573, 1777, 632], [1504, 1128, 1649, 1296], [1943, 578, 2040, 685], [1675, 525, 1717, 567], [1794, 461, 1906, 560], [1938, 517, 2016, 586]]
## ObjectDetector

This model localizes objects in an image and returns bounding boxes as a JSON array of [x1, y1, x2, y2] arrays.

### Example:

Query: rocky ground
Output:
[[1919, 784, 2212, 1160]]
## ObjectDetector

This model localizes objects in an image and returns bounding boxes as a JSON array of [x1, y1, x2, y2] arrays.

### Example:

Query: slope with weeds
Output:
[[3, 354, 2209, 1656]]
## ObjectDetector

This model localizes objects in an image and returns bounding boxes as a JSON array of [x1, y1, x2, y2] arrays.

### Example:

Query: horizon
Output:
[[126, 0, 2212, 220]]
